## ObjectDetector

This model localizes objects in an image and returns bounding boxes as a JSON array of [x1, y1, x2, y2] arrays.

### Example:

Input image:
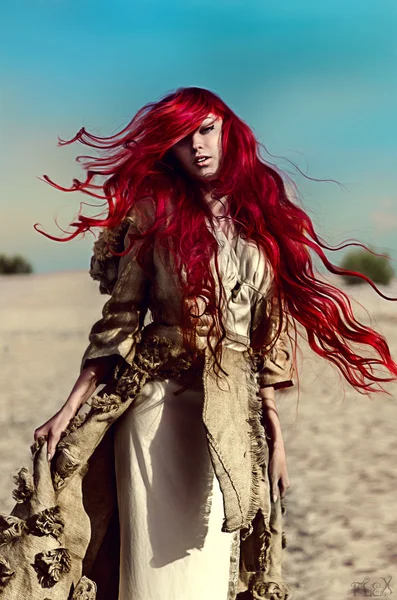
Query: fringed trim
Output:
[[48, 336, 194, 492], [0, 515, 27, 545], [31, 547, 72, 589], [115, 335, 194, 400], [257, 510, 272, 572], [26, 506, 64, 540], [191, 472, 214, 552], [89, 219, 130, 295], [240, 508, 272, 575], [52, 461, 90, 493], [91, 220, 129, 262], [11, 467, 34, 504], [62, 412, 89, 437], [89, 392, 123, 413], [47, 336, 194, 493], [244, 355, 269, 525], [249, 577, 290, 600], [71, 575, 97, 599], [239, 354, 275, 577], [51, 443, 82, 492], [115, 366, 150, 400], [0, 506, 65, 550], [52, 473, 64, 492], [0, 555, 15, 591]]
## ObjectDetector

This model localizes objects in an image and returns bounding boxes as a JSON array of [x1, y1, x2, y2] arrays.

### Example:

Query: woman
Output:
[[1, 87, 396, 600]]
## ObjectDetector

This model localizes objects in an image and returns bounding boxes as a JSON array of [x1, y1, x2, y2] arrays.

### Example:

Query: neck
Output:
[[202, 191, 229, 218]]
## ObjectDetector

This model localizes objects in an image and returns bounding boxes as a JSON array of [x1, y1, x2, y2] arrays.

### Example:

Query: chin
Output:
[[200, 169, 219, 180], [187, 166, 220, 185]]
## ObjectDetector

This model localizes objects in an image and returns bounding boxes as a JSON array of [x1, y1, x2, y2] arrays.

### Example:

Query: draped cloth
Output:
[[0, 198, 295, 599], [113, 375, 236, 600]]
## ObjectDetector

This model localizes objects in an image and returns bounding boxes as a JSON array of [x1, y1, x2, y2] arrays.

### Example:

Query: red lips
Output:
[[194, 155, 210, 164]]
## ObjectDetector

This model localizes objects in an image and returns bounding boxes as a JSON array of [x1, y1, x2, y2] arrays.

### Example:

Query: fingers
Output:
[[279, 472, 291, 496], [270, 475, 277, 503], [269, 450, 291, 503], [33, 428, 60, 462], [47, 433, 60, 462], [34, 432, 49, 444], [271, 476, 291, 503]]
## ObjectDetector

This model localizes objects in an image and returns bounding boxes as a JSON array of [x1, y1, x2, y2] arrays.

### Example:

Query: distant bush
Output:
[[0, 254, 33, 274], [340, 249, 394, 285]]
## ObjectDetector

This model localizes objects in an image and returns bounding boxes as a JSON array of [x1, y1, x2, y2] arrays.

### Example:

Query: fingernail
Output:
[[47, 453, 52, 462], [273, 493, 278, 503]]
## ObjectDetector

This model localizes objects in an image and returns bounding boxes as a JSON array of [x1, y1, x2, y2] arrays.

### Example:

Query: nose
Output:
[[191, 130, 204, 152]]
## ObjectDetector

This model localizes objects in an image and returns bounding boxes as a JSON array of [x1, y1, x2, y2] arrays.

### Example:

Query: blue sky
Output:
[[1, 0, 396, 274]]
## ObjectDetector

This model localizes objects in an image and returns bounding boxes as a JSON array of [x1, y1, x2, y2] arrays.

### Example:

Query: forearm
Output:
[[61, 357, 117, 416], [258, 385, 284, 448]]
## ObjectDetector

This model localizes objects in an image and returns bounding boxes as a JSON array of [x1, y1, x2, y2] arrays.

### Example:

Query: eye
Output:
[[201, 125, 215, 134]]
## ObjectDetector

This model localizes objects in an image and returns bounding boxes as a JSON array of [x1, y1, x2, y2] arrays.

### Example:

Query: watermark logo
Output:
[[351, 575, 393, 597]]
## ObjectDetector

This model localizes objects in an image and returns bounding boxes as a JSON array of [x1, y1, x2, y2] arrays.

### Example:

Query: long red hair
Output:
[[35, 86, 397, 394]]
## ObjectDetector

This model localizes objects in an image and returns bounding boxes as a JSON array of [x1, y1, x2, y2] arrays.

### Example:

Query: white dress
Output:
[[113, 222, 270, 600]]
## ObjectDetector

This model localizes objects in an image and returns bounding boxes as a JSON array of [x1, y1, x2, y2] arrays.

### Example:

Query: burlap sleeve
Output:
[[250, 283, 295, 391], [80, 197, 155, 373]]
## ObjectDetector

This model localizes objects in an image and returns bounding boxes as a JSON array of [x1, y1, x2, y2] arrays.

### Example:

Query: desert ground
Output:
[[0, 270, 396, 599]]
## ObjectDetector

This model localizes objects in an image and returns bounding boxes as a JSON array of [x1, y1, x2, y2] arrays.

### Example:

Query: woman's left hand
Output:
[[268, 441, 291, 503]]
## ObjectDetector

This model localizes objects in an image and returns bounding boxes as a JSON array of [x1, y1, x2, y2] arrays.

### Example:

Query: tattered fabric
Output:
[[0, 331, 290, 599]]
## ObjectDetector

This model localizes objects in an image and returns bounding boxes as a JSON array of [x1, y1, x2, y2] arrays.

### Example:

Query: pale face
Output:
[[171, 113, 223, 182]]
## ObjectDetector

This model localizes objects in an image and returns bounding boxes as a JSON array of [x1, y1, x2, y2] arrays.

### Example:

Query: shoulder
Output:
[[91, 219, 130, 261], [125, 196, 157, 233]]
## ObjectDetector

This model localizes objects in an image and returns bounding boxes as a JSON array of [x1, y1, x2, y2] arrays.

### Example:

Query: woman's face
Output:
[[171, 113, 223, 182]]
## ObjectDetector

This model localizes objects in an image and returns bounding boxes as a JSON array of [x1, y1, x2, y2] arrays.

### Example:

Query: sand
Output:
[[0, 271, 396, 599]]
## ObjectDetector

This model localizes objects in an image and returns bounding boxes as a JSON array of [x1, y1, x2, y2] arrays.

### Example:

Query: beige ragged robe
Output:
[[0, 198, 295, 599]]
